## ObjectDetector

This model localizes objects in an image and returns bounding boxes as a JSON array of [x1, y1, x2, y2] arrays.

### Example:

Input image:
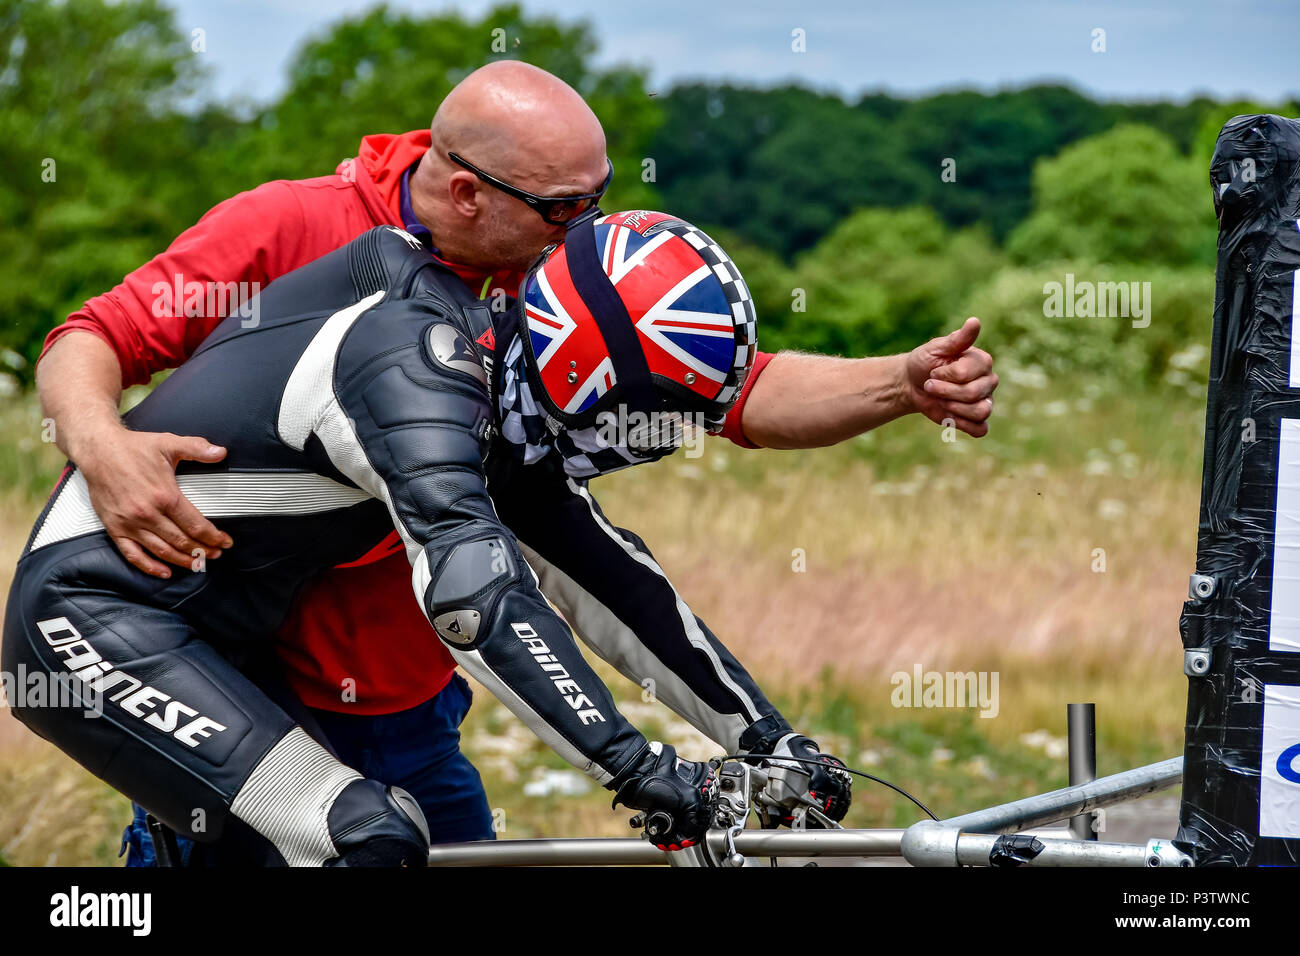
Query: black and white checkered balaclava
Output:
[[496, 332, 682, 479]]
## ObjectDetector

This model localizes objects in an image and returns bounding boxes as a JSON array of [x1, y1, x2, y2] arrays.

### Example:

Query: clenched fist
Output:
[[905, 317, 998, 437]]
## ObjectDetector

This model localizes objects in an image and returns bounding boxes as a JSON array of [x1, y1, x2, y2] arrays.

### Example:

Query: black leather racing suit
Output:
[[2, 226, 792, 864]]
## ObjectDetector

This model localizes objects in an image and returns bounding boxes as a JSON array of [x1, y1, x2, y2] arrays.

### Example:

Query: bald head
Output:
[[431, 61, 606, 194], [409, 61, 611, 272]]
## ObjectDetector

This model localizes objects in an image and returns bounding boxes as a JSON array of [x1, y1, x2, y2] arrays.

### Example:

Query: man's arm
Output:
[[328, 302, 651, 786], [738, 317, 997, 449], [499, 450, 853, 824], [35, 180, 310, 575], [495, 459, 791, 754], [36, 330, 230, 577]]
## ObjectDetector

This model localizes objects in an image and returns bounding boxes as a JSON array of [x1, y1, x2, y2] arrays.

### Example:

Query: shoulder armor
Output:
[[424, 322, 488, 388]]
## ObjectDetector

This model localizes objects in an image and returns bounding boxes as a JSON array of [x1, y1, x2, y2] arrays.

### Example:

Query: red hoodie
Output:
[[44, 130, 774, 714]]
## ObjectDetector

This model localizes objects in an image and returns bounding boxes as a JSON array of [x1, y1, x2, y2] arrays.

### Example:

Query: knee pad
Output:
[[232, 728, 428, 866], [326, 779, 431, 867]]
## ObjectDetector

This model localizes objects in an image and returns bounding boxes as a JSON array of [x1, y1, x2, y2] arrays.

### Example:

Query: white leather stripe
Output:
[[411, 549, 432, 615], [28, 470, 371, 552], [271, 284, 427, 587], [567, 479, 764, 723], [313, 394, 421, 566], [230, 727, 362, 867], [27, 470, 98, 552], [517, 539, 747, 751], [447, 646, 617, 785], [277, 290, 385, 451]]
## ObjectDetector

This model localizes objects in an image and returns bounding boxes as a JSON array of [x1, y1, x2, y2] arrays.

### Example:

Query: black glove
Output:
[[763, 734, 853, 827], [611, 743, 718, 850]]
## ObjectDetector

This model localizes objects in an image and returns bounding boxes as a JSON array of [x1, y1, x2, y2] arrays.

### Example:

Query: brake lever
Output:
[[789, 800, 844, 830]]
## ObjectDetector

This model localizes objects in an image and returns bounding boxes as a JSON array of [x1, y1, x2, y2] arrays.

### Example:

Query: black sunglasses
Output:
[[447, 152, 614, 225]]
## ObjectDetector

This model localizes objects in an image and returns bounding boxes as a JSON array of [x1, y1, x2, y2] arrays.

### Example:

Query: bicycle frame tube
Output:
[[426, 829, 907, 866]]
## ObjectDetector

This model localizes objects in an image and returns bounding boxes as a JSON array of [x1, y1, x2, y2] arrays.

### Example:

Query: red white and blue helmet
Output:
[[517, 210, 758, 435]]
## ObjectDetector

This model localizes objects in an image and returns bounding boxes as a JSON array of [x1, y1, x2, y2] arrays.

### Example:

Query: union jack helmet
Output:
[[517, 209, 758, 436]]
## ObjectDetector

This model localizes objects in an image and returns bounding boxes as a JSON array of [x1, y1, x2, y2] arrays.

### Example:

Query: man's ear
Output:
[[446, 171, 480, 218]]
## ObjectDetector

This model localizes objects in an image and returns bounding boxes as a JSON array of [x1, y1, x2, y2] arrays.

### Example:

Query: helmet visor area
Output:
[[624, 409, 685, 456]]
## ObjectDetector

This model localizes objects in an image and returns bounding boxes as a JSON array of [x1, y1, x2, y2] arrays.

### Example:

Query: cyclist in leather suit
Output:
[[4, 214, 848, 864]]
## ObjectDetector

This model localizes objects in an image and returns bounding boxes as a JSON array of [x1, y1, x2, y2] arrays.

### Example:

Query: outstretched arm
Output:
[[739, 317, 997, 448], [494, 459, 792, 755]]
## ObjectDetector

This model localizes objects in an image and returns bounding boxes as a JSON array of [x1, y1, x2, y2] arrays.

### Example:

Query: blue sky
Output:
[[167, 0, 1299, 106]]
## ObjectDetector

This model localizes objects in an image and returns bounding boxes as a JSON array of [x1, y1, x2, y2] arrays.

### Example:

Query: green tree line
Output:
[[1, 0, 1295, 393]]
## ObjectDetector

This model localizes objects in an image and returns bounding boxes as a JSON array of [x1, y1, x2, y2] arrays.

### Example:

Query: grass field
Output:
[[0, 379, 1201, 864]]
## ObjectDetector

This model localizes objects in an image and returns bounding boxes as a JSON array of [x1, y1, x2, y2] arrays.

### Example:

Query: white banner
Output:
[[1260, 683, 1300, 839]]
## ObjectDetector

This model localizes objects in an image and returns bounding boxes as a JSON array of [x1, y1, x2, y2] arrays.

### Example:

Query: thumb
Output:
[[165, 434, 227, 465], [933, 317, 981, 358]]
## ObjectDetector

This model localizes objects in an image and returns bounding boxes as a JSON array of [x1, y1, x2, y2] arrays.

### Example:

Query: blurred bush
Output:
[[1006, 125, 1217, 268], [969, 262, 1214, 394]]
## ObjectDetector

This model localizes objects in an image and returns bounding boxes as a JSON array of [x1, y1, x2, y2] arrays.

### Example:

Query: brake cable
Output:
[[717, 753, 939, 821]]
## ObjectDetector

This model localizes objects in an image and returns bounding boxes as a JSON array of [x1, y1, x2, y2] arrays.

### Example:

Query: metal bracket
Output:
[[1184, 648, 1212, 677], [763, 764, 811, 808], [715, 760, 758, 827], [1145, 839, 1193, 867]]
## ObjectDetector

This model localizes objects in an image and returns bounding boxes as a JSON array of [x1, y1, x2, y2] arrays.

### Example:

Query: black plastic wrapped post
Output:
[[1176, 114, 1300, 866]]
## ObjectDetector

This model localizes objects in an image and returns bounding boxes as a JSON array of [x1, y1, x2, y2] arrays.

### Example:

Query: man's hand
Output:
[[75, 424, 232, 578], [905, 317, 997, 437], [762, 734, 852, 827], [738, 319, 997, 449], [36, 331, 233, 578], [611, 743, 718, 850]]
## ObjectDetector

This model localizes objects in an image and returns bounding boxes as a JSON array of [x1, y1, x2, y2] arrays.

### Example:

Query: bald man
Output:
[[35, 61, 995, 863]]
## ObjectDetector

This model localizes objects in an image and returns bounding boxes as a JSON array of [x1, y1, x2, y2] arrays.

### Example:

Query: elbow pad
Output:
[[426, 535, 518, 648]]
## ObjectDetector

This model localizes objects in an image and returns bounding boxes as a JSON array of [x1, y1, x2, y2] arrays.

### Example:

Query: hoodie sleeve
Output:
[[41, 181, 311, 387], [716, 349, 775, 448]]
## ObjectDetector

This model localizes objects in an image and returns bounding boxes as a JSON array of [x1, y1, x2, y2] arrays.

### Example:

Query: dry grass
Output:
[[590, 437, 1196, 744], [457, 431, 1199, 838], [0, 711, 132, 866]]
